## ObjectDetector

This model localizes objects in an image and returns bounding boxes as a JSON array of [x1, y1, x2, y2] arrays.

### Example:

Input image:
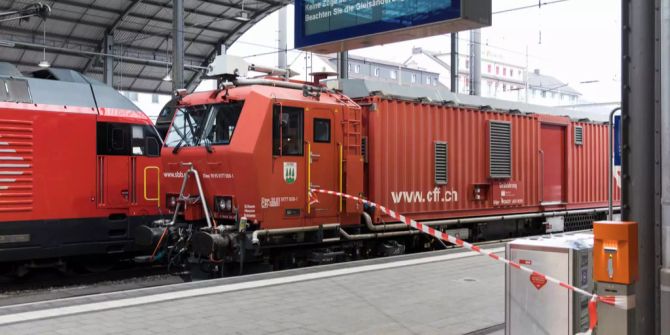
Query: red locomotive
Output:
[[0, 63, 162, 275], [139, 56, 619, 276]]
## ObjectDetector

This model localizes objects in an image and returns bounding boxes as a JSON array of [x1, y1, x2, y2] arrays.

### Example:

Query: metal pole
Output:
[[103, 32, 113, 86], [609, 107, 621, 221], [525, 45, 529, 103], [278, 6, 288, 70], [450, 32, 459, 93], [172, 0, 184, 91], [469, 29, 481, 96], [660, 0, 670, 332], [622, 0, 658, 332], [337, 51, 348, 80]]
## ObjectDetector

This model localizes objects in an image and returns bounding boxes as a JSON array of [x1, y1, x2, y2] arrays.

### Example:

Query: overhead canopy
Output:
[[0, 0, 290, 94]]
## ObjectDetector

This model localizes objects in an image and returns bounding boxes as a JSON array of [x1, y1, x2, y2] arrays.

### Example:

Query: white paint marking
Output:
[[0, 171, 22, 175], [0, 247, 504, 326], [0, 186, 7, 190], [0, 179, 15, 183], [0, 142, 6, 146], [0, 149, 16, 153], [0, 164, 29, 168], [0, 157, 22, 161]]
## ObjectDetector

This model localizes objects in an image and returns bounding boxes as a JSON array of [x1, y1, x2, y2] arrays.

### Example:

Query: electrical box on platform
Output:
[[505, 234, 593, 335]]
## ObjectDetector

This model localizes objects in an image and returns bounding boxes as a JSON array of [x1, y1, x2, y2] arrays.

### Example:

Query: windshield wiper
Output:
[[172, 139, 184, 154], [203, 139, 213, 153]]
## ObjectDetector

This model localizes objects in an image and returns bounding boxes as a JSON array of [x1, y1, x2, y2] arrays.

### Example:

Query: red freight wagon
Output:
[[361, 95, 619, 237], [139, 60, 619, 276], [0, 64, 162, 275]]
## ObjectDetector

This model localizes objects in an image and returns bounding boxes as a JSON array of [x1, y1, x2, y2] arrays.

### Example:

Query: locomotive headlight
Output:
[[214, 196, 234, 213], [166, 194, 179, 209]]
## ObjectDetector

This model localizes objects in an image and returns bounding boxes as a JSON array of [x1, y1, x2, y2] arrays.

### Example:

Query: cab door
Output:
[[96, 122, 131, 209], [307, 109, 339, 219]]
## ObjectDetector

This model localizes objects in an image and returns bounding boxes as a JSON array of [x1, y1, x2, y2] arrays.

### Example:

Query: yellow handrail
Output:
[[339, 143, 343, 212], [143, 166, 161, 206]]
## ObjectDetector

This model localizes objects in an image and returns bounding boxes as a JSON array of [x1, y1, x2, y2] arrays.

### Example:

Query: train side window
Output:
[[273, 105, 304, 156], [98, 122, 131, 156], [98, 122, 161, 157], [313, 118, 331, 143]]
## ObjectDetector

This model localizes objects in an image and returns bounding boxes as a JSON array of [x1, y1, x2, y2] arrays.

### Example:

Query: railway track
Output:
[[0, 231, 591, 307]]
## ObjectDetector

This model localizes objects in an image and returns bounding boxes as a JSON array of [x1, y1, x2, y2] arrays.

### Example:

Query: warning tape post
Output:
[[310, 188, 628, 333]]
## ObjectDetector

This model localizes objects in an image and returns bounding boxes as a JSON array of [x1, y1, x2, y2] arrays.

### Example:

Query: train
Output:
[[0, 63, 162, 276], [136, 55, 620, 277]]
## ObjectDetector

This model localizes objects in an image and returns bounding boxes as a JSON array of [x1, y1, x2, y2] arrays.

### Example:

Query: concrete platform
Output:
[[0, 246, 506, 335]]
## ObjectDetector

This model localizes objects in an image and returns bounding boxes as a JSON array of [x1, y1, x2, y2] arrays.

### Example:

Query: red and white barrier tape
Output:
[[311, 189, 627, 332]]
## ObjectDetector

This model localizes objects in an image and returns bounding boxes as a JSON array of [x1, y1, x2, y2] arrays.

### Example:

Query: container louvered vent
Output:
[[574, 126, 584, 145], [434, 141, 448, 185], [489, 121, 512, 178]]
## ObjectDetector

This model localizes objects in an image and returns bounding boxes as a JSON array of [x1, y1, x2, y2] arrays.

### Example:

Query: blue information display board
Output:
[[295, 0, 491, 53], [614, 115, 622, 166]]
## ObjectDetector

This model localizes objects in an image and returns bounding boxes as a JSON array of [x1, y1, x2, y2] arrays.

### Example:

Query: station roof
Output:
[[0, 0, 291, 94]]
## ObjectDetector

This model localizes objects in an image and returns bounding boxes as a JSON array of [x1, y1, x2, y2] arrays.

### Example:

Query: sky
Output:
[[225, 0, 621, 103]]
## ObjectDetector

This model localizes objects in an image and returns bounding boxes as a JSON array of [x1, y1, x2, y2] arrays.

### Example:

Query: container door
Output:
[[307, 110, 338, 219], [96, 122, 131, 209], [540, 124, 566, 205]]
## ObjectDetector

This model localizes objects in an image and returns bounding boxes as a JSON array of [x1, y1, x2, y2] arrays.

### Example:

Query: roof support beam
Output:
[[0, 39, 206, 70], [172, 0, 185, 91], [103, 32, 114, 85]]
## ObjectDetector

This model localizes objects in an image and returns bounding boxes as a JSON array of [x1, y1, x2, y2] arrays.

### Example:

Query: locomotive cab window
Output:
[[273, 105, 304, 156], [98, 122, 162, 157], [164, 101, 243, 148], [313, 118, 331, 143], [207, 101, 243, 145]]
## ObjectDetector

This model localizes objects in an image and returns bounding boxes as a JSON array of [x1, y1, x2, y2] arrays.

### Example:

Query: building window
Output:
[[151, 94, 159, 103], [426, 77, 431, 85], [355, 64, 360, 73], [503, 68, 507, 76], [411, 74, 417, 83], [374, 67, 380, 77], [518, 70, 522, 77], [496, 66, 500, 75], [487, 64, 492, 73], [541, 90, 547, 98], [390, 70, 397, 80], [510, 71, 514, 78], [432, 77, 438, 86]]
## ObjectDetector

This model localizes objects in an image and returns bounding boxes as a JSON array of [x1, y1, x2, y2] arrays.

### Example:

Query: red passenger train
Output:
[[138, 56, 619, 276], [0, 64, 162, 275]]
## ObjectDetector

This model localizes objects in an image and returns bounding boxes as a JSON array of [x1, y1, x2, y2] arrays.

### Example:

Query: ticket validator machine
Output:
[[593, 221, 638, 334]]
